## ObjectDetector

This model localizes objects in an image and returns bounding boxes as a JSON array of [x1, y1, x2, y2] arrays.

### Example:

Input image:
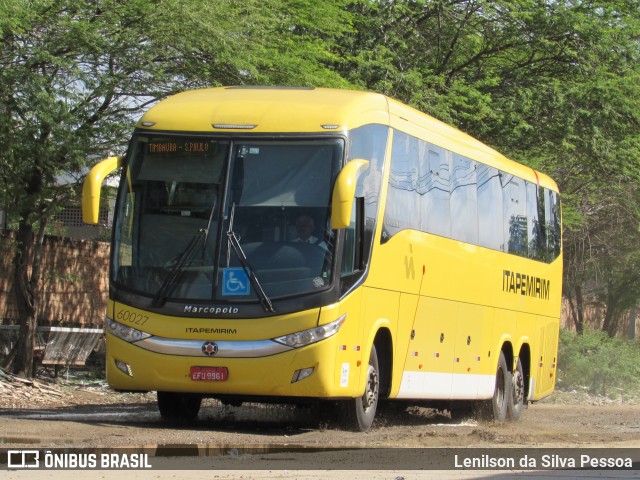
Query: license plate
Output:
[[190, 366, 228, 382]]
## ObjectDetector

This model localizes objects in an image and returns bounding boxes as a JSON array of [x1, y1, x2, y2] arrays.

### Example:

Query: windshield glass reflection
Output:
[[112, 135, 343, 304]]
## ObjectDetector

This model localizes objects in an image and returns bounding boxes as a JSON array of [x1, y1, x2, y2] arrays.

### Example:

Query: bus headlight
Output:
[[273, 315, 346, 349], [106, 317, 152, 343]]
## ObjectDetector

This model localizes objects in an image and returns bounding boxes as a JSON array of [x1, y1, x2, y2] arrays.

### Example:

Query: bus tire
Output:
[[507, 358, 525, 421], [477, 351, 509, 422], [157, 391, 202, 421], [342, 345, 379, 432]]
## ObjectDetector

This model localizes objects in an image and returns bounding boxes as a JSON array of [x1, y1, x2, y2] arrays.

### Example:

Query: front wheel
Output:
[[341, 345, 379, 432], [157, 391, 202, 421]]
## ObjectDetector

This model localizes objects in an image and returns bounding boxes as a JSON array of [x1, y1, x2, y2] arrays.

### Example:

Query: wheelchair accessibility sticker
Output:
[[222, 268, 250, 296]]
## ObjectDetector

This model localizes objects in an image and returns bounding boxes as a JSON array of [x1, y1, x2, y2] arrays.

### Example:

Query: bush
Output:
[[557, 328, 640, 399]]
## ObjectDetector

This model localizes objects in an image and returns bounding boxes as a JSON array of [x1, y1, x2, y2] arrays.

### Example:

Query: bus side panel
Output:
[[360, 286, 399, 395], [396, 296, 457, 399], [390, 292, 418, 398], [452, 303, 493, 400], [532, 320, 559, 400], [329, 288, 365, 398]]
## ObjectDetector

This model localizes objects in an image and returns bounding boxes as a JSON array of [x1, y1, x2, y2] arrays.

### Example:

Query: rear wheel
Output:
[[477, 351, 510, 422], [507, 358, 525, 421], [342, 345, 379, 432], [157, 391, 202, 421]]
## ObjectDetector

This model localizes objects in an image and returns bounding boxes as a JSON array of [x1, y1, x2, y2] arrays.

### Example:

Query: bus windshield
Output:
[[112, 135, 344, 306]]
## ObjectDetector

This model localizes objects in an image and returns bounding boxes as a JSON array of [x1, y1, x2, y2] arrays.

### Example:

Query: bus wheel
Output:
[[477, 351, 509, 422], [508, 358, 525, 421], [342, 345, 379, 432], [157, 391, 202, 421]]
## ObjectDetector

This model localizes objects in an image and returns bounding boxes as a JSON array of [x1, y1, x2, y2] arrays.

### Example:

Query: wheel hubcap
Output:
[[513, 370, 524, 405], [363, 365, 379, 411]]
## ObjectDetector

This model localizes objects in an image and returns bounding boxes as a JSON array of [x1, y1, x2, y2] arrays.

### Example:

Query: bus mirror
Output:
[[331, 159, 369, 229], [82, 156, 122, 224]]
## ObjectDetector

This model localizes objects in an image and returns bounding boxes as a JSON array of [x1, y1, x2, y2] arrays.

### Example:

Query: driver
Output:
[[293, 215, 327, 249]]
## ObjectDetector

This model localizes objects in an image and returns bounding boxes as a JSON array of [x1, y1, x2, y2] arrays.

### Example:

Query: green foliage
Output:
[[557, 329, 640, 399], [0, 0, 354, 222], [0, 0, 356, 376], [338, 0, 640, 336], [152, 0, 353, 88]]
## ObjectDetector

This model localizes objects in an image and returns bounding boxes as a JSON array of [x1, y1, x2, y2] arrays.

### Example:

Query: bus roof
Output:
[[137, 86, 557, 191]]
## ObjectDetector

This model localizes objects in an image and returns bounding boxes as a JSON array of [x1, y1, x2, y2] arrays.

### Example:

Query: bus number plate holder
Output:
[[190, 366, 228, 382]]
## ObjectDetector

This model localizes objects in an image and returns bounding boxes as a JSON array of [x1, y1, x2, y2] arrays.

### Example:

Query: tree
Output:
[[335, 0, 640, 335], [0, 0, 352, 377], [577, 183, 640, 337]]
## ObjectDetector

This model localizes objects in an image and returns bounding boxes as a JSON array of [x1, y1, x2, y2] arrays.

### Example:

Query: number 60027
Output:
[[116, 310, 149, 326]]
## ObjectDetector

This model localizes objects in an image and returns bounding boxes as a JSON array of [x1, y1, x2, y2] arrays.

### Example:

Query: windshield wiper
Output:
[[226, 204, 275, 313], [150, 199, 217, 308], [150, 228, 207, 307]]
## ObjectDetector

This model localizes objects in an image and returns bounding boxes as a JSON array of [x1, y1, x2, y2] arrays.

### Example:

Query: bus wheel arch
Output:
[[341, 327, 393, 432], [373, 328, 393, 399], [477, 344, 512, 423], [518, 343, 532, 401]]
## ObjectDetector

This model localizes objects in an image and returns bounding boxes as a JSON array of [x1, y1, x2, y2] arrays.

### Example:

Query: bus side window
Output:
[[546, 189, 561, 260], [477, 164, 503, 251], [502, 173, 527, 257], [526, 181, 544, 261], [421, 147, 450, 238], [450, 155, 479, 244]]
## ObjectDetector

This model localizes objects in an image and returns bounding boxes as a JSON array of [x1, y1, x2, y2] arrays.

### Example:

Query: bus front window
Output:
[[112, 135, 343, 305], [112, 136, 227, 302], [220, 139, 343, 300]]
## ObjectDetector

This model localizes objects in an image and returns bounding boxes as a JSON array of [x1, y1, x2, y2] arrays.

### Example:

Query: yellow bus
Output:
[[83, 87, 562, 431]]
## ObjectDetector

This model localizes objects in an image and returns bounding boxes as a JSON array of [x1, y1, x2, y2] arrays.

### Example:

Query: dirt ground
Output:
[[1, 374, 639, 480], [1, 371, 639, 450]]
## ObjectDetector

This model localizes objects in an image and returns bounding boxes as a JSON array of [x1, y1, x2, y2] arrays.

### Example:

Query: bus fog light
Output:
[[115, 359, 133, 377], [291, 367, 314, 383]]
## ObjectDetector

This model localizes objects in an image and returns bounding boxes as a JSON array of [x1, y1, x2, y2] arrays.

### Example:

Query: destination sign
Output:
[[147, 140, 210, 154]]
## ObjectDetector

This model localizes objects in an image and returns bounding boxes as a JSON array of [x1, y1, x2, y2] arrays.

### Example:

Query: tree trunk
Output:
[[603, 310, 620, 338], [628, 307, 638, 341], [567, 285, 585, 334], [11, 220, 37, 378], [602, 282, 622, 338]]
